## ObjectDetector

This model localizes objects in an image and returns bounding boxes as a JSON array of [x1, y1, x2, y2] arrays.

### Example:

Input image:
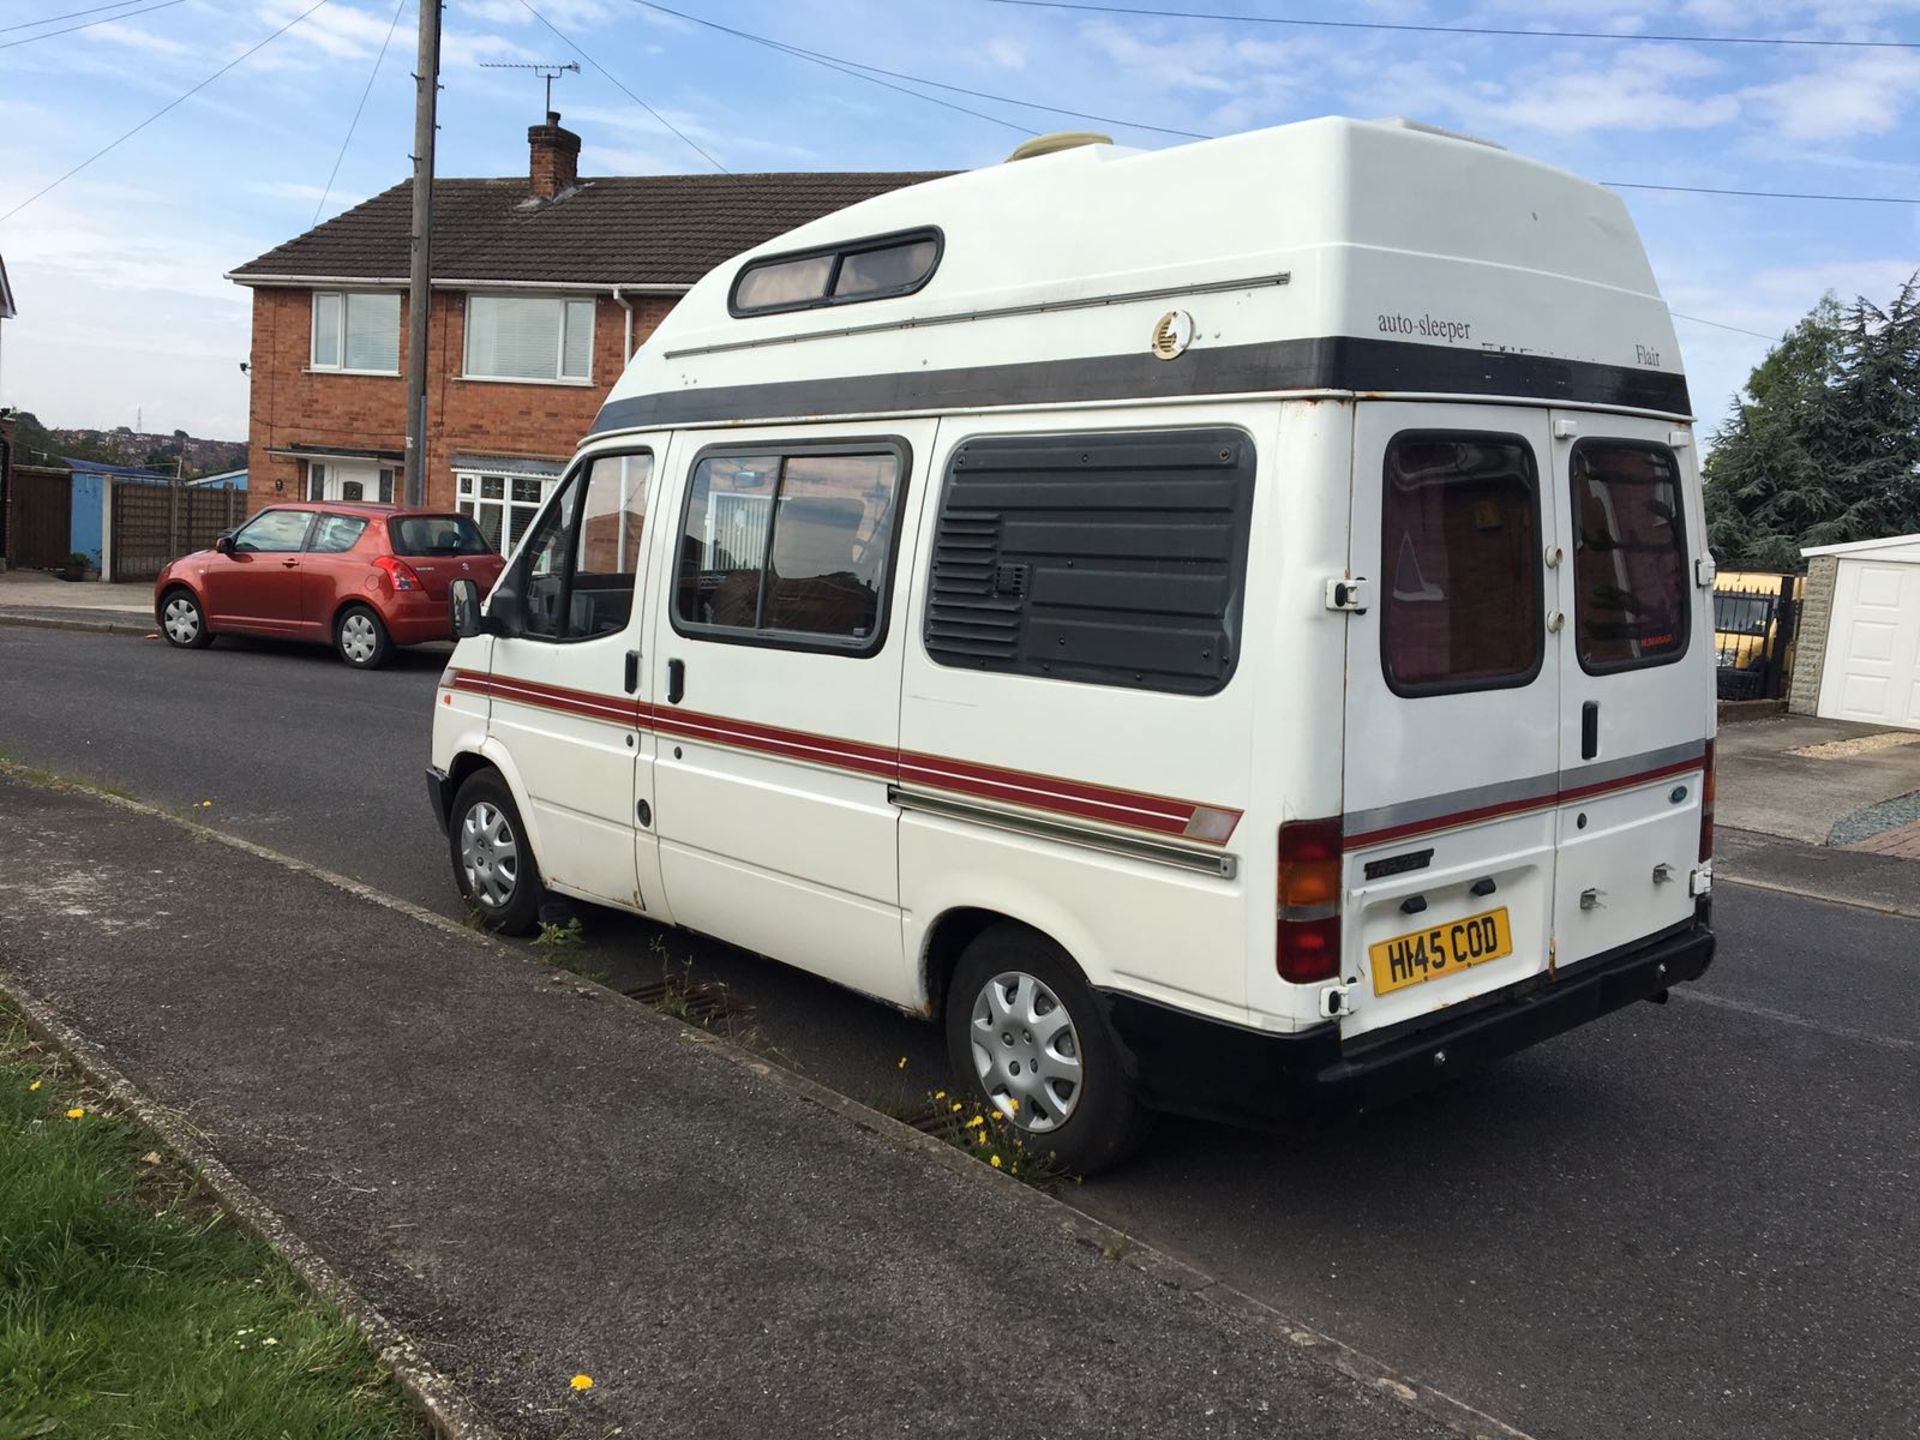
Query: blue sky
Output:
[[1, 0, 1916, 440]]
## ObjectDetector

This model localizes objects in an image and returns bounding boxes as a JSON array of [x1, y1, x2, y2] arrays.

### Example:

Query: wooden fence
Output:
[[8, 469, 74, 570], [110, 483, 246, 583]]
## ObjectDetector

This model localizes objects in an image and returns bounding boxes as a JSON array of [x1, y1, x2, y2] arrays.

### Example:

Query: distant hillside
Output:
[[8, 412, 246, 479]]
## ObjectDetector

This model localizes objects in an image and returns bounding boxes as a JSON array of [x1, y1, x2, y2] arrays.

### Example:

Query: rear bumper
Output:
[[383, 593, 455, 646], [1098, 917, 1716, 1129]]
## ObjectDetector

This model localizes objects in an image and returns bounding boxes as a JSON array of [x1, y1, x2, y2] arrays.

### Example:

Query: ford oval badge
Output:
[[1670, 785, 1688, 804]]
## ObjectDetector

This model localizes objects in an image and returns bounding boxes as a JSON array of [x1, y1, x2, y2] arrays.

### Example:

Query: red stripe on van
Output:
[[1344, 755, 1706, 850], [444, 668, 1241, 846]]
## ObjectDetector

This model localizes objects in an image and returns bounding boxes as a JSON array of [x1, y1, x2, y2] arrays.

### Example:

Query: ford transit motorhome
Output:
[[428, 117, 1716, 1172]]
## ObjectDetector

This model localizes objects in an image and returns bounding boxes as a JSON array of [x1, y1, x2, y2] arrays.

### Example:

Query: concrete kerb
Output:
[[6, 768, 1536, 1440], [0, 609, 154, 639], [0, 980, 505, 1440]]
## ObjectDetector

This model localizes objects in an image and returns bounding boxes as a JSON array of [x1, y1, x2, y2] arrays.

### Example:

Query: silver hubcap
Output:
[[163, 596, 199, 643], [969, 971, 1083, 1134], [459, 801, 519, 909], [340, 612, 378, 664]]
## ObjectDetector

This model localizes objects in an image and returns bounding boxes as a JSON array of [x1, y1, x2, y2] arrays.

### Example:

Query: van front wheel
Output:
[[449, 772, 546, 935], [944, 925, 1152, 1175]]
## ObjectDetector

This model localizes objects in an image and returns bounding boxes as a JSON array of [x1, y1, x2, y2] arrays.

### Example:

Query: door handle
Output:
[[280, 558, 299, 568], [1581, 700, 1599, 761], [667, 658, 685, 706], [623, 649, 640, 695]]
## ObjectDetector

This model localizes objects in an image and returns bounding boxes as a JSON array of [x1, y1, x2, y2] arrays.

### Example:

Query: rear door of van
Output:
[[1548, 414, 1709, 967], [1341, 402, 1561, 1039]]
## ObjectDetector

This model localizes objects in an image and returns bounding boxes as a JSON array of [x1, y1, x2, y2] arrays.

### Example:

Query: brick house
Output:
[[228, 114, 935, 553]]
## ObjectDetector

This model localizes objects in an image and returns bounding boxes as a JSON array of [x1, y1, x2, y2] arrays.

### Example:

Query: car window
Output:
[[1381, 433, 1543, 695], [1569, 441, 1689, 672], [309, 514, 369, 553], [390, 515, 493, 557], [233, 510, 313, 554], [506, 450, 650, 641]]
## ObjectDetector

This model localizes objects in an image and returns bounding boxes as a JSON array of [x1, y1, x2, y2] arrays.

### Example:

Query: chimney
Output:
[[528, 110, 580, 201]]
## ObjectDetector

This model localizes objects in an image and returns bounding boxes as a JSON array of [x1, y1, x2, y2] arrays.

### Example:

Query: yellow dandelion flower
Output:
[[933, 1090, 946, 1100], [65, 1107, 85, 1120], [1005, 1097, 1019, 1112], [950, 1102, 962, 1113], [897, 1056, 907, 1070], [965, 1115, 984, 1128], [976, 1131, 988, 1146], [990, 1154, 1003, 1168], [570, 1374, 595, 1392], [29, 1079, 41, 1091]]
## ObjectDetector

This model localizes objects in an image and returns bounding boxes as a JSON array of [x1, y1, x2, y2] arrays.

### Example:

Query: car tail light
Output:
[[1277, 817, 1343, 984], [1699, 740, 1715, 863], [375, 554, 422, 592]]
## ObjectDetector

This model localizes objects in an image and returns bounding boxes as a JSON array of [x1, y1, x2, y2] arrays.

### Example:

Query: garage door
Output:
[[1819, 559, 1920, 729]]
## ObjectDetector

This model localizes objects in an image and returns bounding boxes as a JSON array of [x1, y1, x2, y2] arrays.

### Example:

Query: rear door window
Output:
[[390, 515, 493, 556], [1381, 433, 1543, 695], [1568, 441, 1689, 672]]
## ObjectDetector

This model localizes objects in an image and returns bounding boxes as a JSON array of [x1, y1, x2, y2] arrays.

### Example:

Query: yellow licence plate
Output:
[[1369, 907, 1514, 996]]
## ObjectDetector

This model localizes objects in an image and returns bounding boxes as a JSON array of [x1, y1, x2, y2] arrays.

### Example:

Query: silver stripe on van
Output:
[[1344, 738, 1709, 844], [890, 786, 1238, 879]]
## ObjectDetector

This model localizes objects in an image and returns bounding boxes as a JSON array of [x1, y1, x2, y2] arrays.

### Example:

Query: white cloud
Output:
[[1742, 52, 1920, 141], [981, 37, 1028, 71]]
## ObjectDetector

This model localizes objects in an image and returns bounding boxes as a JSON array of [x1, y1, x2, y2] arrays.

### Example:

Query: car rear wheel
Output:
[[449, 771, 546, 935], [159, 589, 213, 649], [944, 923, 1152, 1175], [335, 603, 391, 669]]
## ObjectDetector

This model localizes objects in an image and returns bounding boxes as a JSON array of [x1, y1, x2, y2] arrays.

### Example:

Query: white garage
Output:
[[1802, 535, 1920, 730]]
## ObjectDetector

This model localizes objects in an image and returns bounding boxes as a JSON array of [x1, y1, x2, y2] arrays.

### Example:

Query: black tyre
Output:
[[334, 603, 391, 669], [158, 587, 214, 649], [448, 771, 546, 935], [945, 923, 1152, 1175]]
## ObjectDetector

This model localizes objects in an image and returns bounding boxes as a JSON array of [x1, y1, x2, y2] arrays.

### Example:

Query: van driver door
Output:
[[485, 442, 668, 915], [1340, 402, 1562, 1039]]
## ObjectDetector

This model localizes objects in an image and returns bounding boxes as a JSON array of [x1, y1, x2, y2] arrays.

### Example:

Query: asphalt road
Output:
[[3, 624, 1916, 1440]]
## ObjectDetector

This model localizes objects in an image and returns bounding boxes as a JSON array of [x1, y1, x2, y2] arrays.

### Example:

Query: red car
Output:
[[154, 503, 505, 668]]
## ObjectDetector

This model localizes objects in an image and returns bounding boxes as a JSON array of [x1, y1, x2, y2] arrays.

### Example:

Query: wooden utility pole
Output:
[[403, 0, 442, 508]]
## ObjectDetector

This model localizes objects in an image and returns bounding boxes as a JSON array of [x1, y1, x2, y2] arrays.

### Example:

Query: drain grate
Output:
[[620, 978, 748, 1027]]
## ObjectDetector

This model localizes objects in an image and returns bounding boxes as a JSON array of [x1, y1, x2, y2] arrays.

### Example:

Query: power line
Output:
[[517, 0, 729, 172], [0, 0, 185, 50], [627, 1, 1036, 137], [313, 0, 407, 227], [1, 0, 146, 33], [634, 0, 1202, 139], [0, 0, 334, 225], [1672, 311, 1778, 342], [979, 0, 1920, 51], [1608, 180, 1918, 205]]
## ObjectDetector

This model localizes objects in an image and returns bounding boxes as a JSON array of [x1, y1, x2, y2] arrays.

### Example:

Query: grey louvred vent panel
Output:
[[924, 428, 1255, 695]]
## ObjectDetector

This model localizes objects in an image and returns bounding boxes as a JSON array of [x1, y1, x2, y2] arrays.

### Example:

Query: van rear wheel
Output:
[[944, 924, 1151, 1175], [449, 772, 546, 935]]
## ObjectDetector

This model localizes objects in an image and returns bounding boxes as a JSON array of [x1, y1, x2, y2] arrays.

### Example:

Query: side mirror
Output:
[[449, 578, 485, 639], [214, 532, 236, 555]]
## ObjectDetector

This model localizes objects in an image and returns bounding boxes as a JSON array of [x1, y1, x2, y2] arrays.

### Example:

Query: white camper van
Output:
[[428, 117, 1716, 1172]]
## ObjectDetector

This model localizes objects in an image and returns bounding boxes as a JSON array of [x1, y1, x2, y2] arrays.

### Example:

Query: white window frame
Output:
[[461, 293, 596, 385], [307, 459, 396, 504], [309, 290, 402, 375], [456, 470, 560, 556]]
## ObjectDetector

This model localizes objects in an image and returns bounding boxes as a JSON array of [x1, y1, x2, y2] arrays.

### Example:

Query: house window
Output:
[[457, 471, 558, 556], [464, 295, 595, 382], [311, 291, 400, 373]]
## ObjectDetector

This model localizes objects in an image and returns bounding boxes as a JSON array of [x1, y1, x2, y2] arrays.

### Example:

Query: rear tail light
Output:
[[375, 554, 422, 592], [1277, 817, 1343, 984], [1699, 740, 1716, 863]]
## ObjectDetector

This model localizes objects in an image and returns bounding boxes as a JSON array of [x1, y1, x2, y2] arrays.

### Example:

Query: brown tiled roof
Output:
[[230, 172, 948, 286]]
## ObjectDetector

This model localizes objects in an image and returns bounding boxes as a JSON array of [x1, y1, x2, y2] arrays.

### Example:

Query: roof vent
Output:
[[1004, 131, 1113, 163], [1374, 117, 1506, 150]]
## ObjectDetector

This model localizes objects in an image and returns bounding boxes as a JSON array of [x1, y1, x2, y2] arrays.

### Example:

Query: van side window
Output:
[[730, 229, 941, 316], [674, 446, 904, 652], [1381, 433, 1543, 695], [923, 428, 1255, 695], [1569, 441, 1689, 672], [514, 451, 651, 641]]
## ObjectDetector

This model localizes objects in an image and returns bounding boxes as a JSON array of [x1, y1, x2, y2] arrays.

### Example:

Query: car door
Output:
[[1340, 402, 1561, 1039], [202, 508, 315, 633], [299, 512, 373, 639], [484, 444, 665, 915], [648, 423, 932, 1005], [1549, 413, 1711, 967]]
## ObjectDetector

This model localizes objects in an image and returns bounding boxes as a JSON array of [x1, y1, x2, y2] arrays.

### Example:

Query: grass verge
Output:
[[0, 1010, 424, 1440]]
